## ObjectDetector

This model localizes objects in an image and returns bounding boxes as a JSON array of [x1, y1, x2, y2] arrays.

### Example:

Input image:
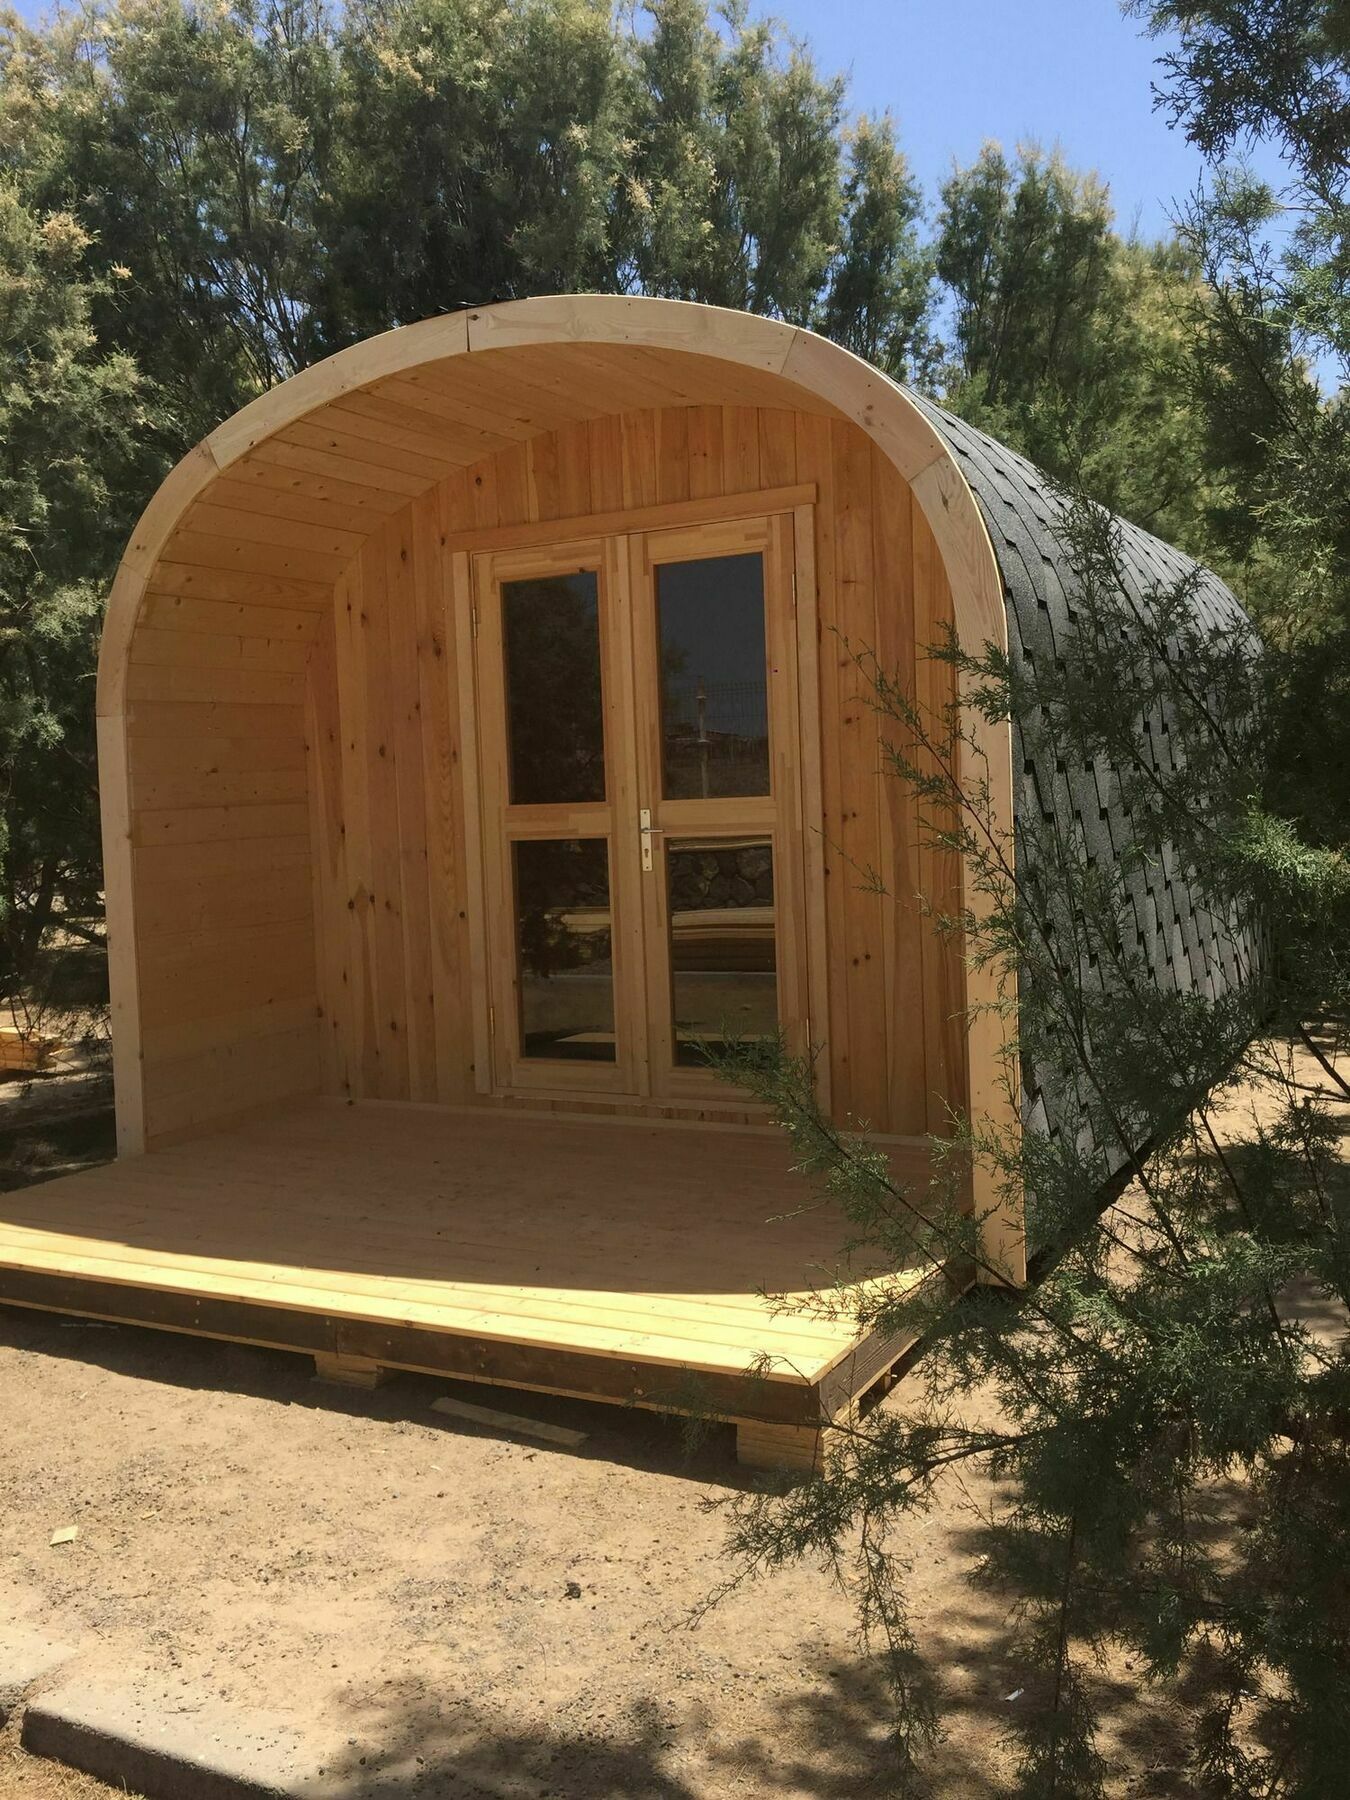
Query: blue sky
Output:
[[757, 0, 1283, 242]]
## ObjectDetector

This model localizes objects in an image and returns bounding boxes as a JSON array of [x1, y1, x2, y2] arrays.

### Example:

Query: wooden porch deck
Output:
[[0, 1101, 931, 1466]]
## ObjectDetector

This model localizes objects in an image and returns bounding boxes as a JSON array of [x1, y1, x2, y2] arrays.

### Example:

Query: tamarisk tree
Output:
[[710, 486, 1350, 1797]]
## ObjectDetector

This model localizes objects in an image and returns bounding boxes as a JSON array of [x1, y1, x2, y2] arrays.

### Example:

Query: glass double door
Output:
[[472, 511, 806, 1107]]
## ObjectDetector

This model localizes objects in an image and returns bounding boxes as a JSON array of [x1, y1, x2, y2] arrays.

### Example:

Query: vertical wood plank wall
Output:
[[305, 403, 966, 1135]]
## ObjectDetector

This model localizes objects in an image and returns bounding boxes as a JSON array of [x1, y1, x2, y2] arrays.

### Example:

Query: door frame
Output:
[[453, 485, 829, 1118]]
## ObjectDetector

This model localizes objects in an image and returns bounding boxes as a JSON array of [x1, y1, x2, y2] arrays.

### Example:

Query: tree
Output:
[[0, 0, 944, 1029], [821, 113, 934, 382], [933, 145, 1227, 562], [1133, 0, 1349, 188], [935, 145, 1119, 424], [0, 182, 160, 1009], [313, 0, 630, 346], [708, 15, 1350, 1790], [1119, 5, 1350, 1083], [1, 0, 943, 420], [1126, 0, 1349, 647], [1, 0, 337, 438], [625, 0, 846, 319]]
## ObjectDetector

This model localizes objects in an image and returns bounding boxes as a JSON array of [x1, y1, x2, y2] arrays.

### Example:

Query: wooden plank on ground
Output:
[[430, 1395, 589, 1448]]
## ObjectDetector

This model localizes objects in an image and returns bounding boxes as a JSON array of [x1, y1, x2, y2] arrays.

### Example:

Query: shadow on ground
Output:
[[0, 1304, 764, 1491], [306, 1649, 998, 1799], [300, 1607, 1198, 1800]]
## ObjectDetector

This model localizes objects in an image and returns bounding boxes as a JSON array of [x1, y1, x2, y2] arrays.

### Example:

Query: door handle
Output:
[[639, 808, 663, 873]]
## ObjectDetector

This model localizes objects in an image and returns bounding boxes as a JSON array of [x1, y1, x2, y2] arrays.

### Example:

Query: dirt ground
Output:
[[0, 1036, 1344, 1799], [0, 1309, 1038, 1800]]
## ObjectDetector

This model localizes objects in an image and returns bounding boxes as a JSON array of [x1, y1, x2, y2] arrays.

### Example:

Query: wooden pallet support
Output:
[[0, 1026, 61, 1073], [735, 1417, 838, 1475], [313, 1351, 388, 1389]]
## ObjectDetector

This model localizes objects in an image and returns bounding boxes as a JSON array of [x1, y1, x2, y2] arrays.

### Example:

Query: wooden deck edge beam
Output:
[[0, 1267, 829, 1426], [0, 1255, 932, 1476]]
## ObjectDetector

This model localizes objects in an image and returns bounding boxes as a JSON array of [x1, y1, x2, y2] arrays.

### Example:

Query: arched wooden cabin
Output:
[[0, 297, 1250, 1469]]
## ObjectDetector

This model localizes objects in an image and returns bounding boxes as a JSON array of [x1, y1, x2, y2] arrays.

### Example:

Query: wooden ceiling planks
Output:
[[203, 469, 404, 534], [240, 434, 436, 500], [368, 367, 548, 443], [157, 529, 352, 590], [137, 593, 317, 641], [325, 387, 520, 463], [180, 500, 368, 564], [126, 339, 852, 675], [219, 451, 413, 514]]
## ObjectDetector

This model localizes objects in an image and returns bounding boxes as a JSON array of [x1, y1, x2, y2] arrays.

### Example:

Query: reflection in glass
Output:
[[656, 554, 769, 800], [514, 839, 615, 1062], [667, 839, 777, 1068], [503, 570, 604, 805]]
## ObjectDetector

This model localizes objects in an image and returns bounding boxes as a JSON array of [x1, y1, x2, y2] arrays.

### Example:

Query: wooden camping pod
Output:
[[1, 297, 1253, 1466]]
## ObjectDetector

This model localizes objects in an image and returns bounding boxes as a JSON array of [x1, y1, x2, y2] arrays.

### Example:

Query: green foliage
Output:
[[1130, 0, 1350, 186], [1127, 0, 1350, 647], [316, 0, 627, 343], [709, 17, 1350, 1790], [0, 180, 161, 999], [935, 145, 1119, 421], [933, 145, 1230, 562], [821, 113, 934, 382], [711, 488, 1349, 1795], [1167, 163, 1349, 643], [0, 0, 944, 399], [1127, 0, 1350, 991], [1, 0, 337, 435], [0, 0, 943, 1002], [626, 0, 847, 318]]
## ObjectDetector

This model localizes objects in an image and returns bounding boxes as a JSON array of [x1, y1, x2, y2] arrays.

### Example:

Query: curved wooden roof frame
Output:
[[97, 295, 1024, 1282]]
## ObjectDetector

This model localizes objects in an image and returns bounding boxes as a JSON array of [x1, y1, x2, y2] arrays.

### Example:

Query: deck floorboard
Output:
[[0, 1099, 930, 1410]]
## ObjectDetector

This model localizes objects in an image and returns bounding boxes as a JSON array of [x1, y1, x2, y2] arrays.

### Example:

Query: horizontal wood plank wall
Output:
[[127, 556, 325, 1144], [306, 404, 965, 1134]]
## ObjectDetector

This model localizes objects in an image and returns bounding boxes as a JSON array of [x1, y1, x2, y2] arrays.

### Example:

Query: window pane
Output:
[[656, 553, 769, 800], [514, 839, 615, 1062], [667, 839, 777, 1068], [503, 570, 605, 805]]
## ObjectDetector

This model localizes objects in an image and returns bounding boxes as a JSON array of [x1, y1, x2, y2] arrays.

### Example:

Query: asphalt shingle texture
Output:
[[907, 395, 1263, 1198]]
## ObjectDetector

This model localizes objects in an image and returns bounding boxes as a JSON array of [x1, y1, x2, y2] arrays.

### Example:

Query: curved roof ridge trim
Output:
[[97, 297, 1001, 718]]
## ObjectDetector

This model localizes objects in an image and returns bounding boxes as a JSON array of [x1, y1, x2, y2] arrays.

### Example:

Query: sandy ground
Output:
[[0, 1033, 1344, 1798], [0, 1313, 1036, 1799]]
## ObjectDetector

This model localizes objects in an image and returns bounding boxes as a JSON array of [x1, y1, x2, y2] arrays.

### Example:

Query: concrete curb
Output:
[[22, 1676, 347, 1799]]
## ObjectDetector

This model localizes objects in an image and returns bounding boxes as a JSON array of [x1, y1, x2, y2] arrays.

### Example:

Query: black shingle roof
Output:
[[908, 396, 1262, 1185]]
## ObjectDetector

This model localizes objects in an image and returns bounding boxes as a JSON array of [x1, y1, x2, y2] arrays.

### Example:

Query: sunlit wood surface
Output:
[[0, 1101, 930, 1394]]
